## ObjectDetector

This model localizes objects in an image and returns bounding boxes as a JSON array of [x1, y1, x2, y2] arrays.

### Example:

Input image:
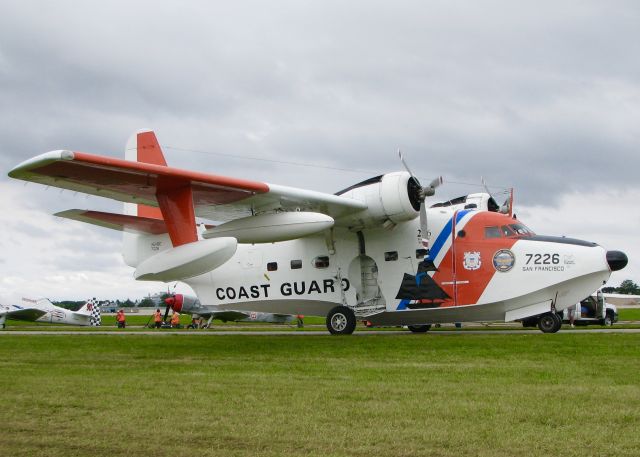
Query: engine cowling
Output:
[[337, 171, 421, 228], [164, 294, 202, 314]]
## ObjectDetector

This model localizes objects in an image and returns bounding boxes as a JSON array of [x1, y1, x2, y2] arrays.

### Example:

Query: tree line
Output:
[[602, 279, 640, 295]]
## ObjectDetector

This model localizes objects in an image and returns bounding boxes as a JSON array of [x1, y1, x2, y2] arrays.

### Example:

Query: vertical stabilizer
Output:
[[123, 129, 169, 267], [78, 298, 102, 326], [124, 129, 166, 219]]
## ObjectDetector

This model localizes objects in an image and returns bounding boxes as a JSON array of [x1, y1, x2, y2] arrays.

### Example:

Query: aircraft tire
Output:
[[326, 306, 356, 335], [407, 325, 431, 333], [603, 314, 613, 327], [537, 313, 562, 333]]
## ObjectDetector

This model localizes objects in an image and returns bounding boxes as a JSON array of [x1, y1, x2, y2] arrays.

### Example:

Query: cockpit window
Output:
[[501, 225, 515, 237], [484, 226, 502, 238], [509, 223, 534, 236]]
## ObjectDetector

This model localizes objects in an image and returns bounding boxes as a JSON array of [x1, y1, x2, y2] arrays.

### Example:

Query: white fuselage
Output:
[[0, 302, 92, 326], [174, 207, 611, 325]]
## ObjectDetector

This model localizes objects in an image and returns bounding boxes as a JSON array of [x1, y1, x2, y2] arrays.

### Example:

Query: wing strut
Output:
[[156, 178, 197, 246]]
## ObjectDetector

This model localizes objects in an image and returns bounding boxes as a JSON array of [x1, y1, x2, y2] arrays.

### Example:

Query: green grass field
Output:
[[0, 333, 638, 457], [6, 307, 639, 330]]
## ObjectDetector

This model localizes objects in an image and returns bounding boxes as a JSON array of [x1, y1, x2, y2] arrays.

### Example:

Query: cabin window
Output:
[[484, 226, 501, 238], [416, 248, 429, 259], [384, 251, 398, 261], [457, 230, 466, 238], [312, 256, 330, 269], [290, 260, 303, 270], [267, 262, 278, 272]]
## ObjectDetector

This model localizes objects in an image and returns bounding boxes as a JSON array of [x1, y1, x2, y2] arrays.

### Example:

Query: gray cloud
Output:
[[0, 0, 638, 297]]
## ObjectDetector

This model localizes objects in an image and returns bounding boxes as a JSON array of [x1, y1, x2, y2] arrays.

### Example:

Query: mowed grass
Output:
[[0, 334, 638, 457], [619, 308, 640, 320]]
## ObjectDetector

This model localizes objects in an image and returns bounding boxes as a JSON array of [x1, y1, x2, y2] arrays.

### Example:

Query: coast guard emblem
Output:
[[463, 252, 482, 270]]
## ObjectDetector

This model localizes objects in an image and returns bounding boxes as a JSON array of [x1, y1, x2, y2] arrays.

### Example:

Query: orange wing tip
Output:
[[8, 150, 75, 178]]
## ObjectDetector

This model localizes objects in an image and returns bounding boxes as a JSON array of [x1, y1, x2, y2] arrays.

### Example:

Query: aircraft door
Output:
[[241, 249, 262, 270], [348, 255, 385, 313]]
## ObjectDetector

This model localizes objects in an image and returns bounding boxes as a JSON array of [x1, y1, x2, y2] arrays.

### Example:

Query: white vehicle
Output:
[[0, 297, 101, 329], [8, 130, 628, 334], [522, 290, 618, 328], [563, 291, 618, 326]]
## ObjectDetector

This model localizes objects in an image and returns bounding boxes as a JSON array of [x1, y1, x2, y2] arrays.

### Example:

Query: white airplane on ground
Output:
[[8, 130, 628, 334], [162, 294, 294, 326], [0, 297, 101, 329]]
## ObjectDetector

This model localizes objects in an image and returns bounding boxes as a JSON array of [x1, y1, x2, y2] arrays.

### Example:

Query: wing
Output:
[[2, 308, 47, 321], [200, 311, 250, 322], [9, 150, 366, 223]]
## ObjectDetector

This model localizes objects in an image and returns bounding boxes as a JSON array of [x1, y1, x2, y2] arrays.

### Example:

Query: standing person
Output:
[[568, 304, 577, 328], [116, 309, 126, 328], [153, 308, 163, 328], [170, 311, 181, 328], [296, 314, 304, 328]]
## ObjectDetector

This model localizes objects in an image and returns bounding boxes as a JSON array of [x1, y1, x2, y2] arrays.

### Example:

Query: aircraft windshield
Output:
[[509, 223, 534, 236], [485, 224, 535, 239]]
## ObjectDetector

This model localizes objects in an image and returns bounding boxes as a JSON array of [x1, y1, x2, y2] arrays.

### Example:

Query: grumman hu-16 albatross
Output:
[[8, 130, 628, 334], [0, 297, 101, 329]]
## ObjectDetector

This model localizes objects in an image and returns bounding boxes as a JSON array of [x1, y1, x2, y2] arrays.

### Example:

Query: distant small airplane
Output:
[[163, 293, 294, 326], [0, 297, 101, 329], [8, 129, 628, 334]]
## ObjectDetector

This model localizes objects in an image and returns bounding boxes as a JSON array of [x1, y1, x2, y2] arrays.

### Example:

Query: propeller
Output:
[[398, 150, 443, 246], [481, 177, 513, 215], [162, 283, 178, 322]]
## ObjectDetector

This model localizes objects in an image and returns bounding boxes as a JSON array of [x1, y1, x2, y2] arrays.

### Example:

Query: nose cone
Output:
[[606, 250, 628, 271]]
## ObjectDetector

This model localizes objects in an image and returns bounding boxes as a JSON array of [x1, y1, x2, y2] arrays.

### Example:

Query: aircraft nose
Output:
[[606, 250, 628, 271]]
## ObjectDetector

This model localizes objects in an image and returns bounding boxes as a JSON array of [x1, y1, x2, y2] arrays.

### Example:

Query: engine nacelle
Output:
[[336, 172, 420, 229], [164, 294, 202, 314]]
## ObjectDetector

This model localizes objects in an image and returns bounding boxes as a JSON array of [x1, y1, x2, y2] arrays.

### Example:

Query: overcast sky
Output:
[[1, 0, 638, 303]]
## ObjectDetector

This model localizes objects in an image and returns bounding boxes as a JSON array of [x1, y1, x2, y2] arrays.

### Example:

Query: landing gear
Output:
[[326, 306, 356, 335], [603, 313, 613, 327], [538, 313, 562, 333], [407, 325, 431, 333]]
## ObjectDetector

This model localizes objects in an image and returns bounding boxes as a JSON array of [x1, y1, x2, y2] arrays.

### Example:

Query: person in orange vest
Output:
[[153, 308, 163, 328], [116, 309, 126, 328], [170, 311, 181, 328]]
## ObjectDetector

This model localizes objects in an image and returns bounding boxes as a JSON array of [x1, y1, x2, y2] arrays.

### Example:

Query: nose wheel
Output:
[[537, 312, 562, 333], [326, 306, 356, 335]]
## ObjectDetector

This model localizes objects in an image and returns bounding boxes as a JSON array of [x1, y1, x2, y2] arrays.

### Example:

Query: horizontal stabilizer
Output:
[[55, 209, 168, 235]]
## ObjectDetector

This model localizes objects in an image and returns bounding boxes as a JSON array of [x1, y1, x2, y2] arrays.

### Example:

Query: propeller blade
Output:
[[500, 188, 514, 216], [481, 176, 493, 198], [163, 303, 171, 322], [398, 149, 416, 178], [429, 176, 443, 189], [421, 176, 442, 198], [419, 202, 427, 242]]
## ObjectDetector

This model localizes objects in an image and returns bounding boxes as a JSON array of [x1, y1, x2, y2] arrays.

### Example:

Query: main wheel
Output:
[[407, 325, 431, 333], [538, 313, 562, 333], [603, 313, 613, 327], [326, 306, 356, 335]]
